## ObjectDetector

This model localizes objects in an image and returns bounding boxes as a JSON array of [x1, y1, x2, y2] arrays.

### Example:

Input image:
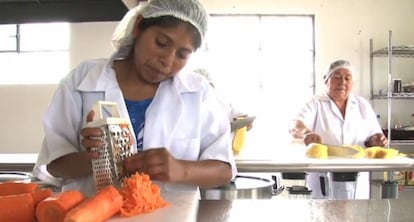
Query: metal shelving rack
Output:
[[370, 31, 414, 141], [369, 30, 414, 198]]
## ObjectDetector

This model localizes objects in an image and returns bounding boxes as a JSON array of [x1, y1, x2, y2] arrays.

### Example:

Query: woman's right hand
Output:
[[80, 110, 104, 159], [48, 110, 102, 178], [303, 132, 322, 146], [289, 120, 312, 138]]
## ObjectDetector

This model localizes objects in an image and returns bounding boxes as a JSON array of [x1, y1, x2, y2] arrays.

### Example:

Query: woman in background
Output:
[[289, 59, 388, 199]]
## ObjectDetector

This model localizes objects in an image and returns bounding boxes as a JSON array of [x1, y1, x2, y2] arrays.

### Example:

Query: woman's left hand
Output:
[[366, 133, 388, 147], [123, 148, 185, 183]]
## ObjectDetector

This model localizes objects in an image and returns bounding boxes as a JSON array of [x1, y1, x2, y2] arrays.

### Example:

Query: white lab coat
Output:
[[295, 92, 382, 199], [33, 52, 237, 196]]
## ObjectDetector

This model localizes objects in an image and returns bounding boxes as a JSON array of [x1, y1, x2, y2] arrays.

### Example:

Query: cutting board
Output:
[[108, 190, 199, 222], [237, 156, 414, 166], [235, 155, 414, 173]]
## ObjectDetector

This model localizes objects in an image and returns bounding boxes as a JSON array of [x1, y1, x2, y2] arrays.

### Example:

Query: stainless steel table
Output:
[[197, 198, 413, 222], [236, 157, 414, 173], [0, 153, 37, 172]]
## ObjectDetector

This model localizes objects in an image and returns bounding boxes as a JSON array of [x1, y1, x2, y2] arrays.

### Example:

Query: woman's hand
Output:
[[48, 111, 101, 179], [123, 148, 185, 183], [303, 132, 322, 146], [80, 110, 104, 159], [289, 120, 311, 139], [365, 133, 388, 147]]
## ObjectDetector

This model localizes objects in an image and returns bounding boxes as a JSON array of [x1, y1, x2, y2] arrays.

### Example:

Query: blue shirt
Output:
[[125, 98, 153, 151]]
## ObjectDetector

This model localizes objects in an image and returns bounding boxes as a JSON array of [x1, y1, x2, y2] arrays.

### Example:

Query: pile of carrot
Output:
[[63, 185, 123, 222], [0, 181, 39, 196], [0, 182, 53, 222], [0, 173, 170, 221], [36, 190, 85, 222], [119, 172, 169, 217]]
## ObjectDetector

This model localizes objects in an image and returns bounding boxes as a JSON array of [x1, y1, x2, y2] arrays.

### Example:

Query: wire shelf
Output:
[[372, 93, 414, 100], [372, 45, 414, 57]]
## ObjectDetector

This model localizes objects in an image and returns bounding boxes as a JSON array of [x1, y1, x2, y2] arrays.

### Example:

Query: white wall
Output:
[[69, 22, 118, 68], [1, 0, 413, 153]]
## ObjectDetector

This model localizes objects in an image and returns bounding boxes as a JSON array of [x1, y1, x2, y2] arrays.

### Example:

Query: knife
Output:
[[230, 116, 256, 132], [324, 144, 361, 158]]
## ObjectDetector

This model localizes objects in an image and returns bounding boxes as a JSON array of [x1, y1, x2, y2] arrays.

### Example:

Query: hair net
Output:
[[112, 0, 208, 50], [323, 59, 354, 84], [194, 68, 214, 85]]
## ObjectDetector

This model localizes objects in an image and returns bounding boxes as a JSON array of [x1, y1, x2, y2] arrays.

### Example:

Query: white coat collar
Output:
[[317, 92, 358, 120], [316, 91, 358, 105], [76, 49, 203, 94]]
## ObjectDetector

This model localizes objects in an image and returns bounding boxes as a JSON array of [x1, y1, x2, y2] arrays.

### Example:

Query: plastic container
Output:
[[328, 172, 358, 200], [393, 79, 402, 93], [286, 185, 312, 199], [281, 172, 306, 187], [410, 113, 414, 126], [87, 101, 135, 191]]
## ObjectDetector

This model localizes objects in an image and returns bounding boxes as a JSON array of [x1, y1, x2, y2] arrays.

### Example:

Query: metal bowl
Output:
[[200, 175, 283, 200], [0, 171, 32, 183]]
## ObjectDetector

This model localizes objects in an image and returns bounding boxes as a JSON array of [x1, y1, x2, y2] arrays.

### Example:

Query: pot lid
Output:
[[0, 171, 32, 183], [214, 175, 274, 190]]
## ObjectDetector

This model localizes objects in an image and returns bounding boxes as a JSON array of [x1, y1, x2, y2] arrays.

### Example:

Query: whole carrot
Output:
[[0, 193, 35, 222], [32, 188, 54, 207], [0, 182, 39, 196], [36, 190, 85, 222], [63, 186, 122, 222]]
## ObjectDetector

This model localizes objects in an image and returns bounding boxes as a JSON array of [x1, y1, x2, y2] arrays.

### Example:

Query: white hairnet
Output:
[[323, 59, 354, 84], [112, 0, 208, 50]]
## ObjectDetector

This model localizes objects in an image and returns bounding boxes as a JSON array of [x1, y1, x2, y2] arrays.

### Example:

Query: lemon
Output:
[[306, 143, 328, 159], [364, 147, 400, 159]]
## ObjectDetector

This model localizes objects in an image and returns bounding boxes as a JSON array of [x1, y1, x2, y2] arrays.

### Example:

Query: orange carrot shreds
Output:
[[119, 172, 169, 217]]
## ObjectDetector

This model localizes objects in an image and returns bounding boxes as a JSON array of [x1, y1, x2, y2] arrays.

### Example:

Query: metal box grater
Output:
[[87, 101, 136, 191]]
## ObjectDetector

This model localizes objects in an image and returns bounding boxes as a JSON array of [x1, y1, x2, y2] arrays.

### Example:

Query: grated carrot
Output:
[[119, 172, 169, 217]]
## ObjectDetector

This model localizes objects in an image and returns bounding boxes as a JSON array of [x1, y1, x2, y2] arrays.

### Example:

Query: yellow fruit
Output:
[[306, 143, 328, 159], [383, 148, 399, 159], [350, 145, 365, 159], [364, 147, 399, 159], [365, 147, 382, 158], [232, 126, 247, 155]]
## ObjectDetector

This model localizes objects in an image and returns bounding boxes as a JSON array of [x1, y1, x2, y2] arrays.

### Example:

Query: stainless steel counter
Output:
[[0, 153, 37, 172], [197, 198, 413, 222], [236, 157, 414, 173]]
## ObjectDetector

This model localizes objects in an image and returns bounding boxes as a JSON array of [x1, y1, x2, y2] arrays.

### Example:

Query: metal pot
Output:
[[0, 171, 32, 183], [200, 175, 283, 200]]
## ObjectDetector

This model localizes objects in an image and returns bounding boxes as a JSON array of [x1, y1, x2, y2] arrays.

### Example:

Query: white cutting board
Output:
[[308, 156, 414, 165], [237, 156, 414, 166], [107, 190, 199, 222]]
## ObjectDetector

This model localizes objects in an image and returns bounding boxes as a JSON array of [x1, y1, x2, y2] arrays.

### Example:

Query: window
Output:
[[188, 15, 315, 156], [0, 23, 70, 84]]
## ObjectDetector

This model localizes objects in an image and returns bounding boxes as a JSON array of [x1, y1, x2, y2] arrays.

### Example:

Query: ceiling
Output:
[[0, 0, 129, 24]]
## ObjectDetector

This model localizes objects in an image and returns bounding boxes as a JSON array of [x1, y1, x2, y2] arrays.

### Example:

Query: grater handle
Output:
[[92, 101, 122, 120]]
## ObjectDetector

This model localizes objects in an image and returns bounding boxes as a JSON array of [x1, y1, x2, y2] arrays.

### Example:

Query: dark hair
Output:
[[138, 16, 202, 49]]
